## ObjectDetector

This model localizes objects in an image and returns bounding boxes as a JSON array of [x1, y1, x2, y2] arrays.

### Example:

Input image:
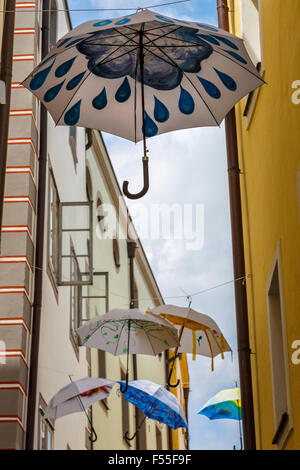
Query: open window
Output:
[[39, 398, 54, 450], [58, 201, 93, 286], [239, 0, 265, 126]]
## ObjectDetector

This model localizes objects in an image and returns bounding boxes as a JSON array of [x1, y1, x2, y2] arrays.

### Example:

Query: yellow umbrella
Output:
[[148, 303, 231, 387]]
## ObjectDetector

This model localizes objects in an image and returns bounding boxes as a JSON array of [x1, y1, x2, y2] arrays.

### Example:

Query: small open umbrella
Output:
[[119, 379, 187, 442], [76, 308, 180, 392], [198, 387, 243, 449], [149, 303, 231, 387], [22, 9, 264, 199], [44, 376, 116, 442]]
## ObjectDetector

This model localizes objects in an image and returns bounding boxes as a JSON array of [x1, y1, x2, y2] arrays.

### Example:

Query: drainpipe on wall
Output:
[[216, 0, 256, 450], [0, 0, 16, 250], [25, 0, 50, 450], [127, 241, 140, 450]]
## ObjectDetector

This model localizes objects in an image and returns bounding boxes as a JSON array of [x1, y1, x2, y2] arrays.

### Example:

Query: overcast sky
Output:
[[68, 0, 242, 450]]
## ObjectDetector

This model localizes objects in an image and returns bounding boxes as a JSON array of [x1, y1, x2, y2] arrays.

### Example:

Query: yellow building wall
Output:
[[168, 352, 189, 450], [229, 0, 300, 449]]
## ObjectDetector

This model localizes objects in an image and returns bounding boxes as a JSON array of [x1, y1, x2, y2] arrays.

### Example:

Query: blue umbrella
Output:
[[119, 379, 187, 441]]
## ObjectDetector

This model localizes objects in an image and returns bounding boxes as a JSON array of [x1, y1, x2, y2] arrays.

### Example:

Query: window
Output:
[[69, 126, 78, 167], [80, 272, 108, 323], [39, 402, 54, 450], [267, 245, 292, 448], [240, 0, 263, 66], [239, 0, 265, 126], [48, 171, 59, 282], [58, 201, 93, 286], [49, 0, 57, 49], [70, 244, 80, 349]]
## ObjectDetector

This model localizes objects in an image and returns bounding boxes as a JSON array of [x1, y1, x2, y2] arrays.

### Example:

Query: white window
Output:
[[48, 172, 59, 279], [240, 0, 263, 67], [266, 244, 293, 448], [239, 0, 265, 126], [49, 0, 58, 49], [39, 409, 54, 450]]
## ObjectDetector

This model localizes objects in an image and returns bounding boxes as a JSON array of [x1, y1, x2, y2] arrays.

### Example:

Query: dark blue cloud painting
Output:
[[76, 23, 213, 91]]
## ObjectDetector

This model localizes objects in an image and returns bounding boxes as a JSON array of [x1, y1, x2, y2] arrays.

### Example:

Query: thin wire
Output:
[[29, 263, 250, 304], [2, 0, 191, 13]]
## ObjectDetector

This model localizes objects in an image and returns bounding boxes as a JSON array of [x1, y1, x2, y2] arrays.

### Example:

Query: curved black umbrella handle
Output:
[[123, 157, 149, 200], [120, 376, 129, 394], [167, 367, 180, 388], [124, 430, 137, 442], [89, 427, 98, 443]]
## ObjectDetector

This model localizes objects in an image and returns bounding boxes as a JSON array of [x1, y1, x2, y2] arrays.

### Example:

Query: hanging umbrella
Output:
[[198, 387, 243, 449], [119, 379, 187, 441], [22, 9, 264, 199], [44, 376, 116, 442], [148, 303, 231, 387], [76, 308, 180, 392]]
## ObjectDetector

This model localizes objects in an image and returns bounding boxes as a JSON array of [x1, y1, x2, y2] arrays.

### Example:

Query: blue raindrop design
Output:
[[143, 112, 158, 138], [66, 72, 85, 91], [198, 34, 220, 46], [29, 59, 55, 90], [55, 57, 77, 78], [155, 15, 175, 23], [44, 80, 65, 102], [93, 19, 113, 27], [198, 77, 221, 99], [65, 37, 85, 48], [179, 86, 195, 114], [64, 100, 82, 126], [92, 87, 107, 110], [197, 23, 219, 32], [115, 77, 131, 103], [212, 35, 239, 50], [214, 68, 237, 91], [115, 18, 131, 25], [154, 96, 169, 123], [57, 37, 72, 48], [39, 54, 56, 68], [223, 49, 247, 64]]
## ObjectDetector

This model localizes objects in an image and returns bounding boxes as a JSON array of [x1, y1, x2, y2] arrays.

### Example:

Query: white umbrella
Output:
[[44, 376, 116, 442], [22, 9, 264, 198], [76, 308, 180, 391], [149, 304, 231, 386]]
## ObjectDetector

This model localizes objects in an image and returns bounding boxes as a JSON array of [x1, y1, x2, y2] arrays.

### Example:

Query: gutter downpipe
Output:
[[0, 0, 16, 249], [127, 241, 140, 450], [217, 0, 256, 450], [25, 0, 49, 450]]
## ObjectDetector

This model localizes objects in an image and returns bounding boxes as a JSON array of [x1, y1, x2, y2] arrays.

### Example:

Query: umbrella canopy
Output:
[[44, 377, 115, 420], [120, 379, 187, 440], [149, 304, 231, 361], [149, 304, 231, 387], [76, 308, 180, 392], [76, 308, 180, 355], [198, 387, 241, 421], [22, 9, 264, 198]]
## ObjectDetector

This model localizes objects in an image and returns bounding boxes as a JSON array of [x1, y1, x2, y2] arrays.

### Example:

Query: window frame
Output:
[[49, 0, 58, 49], [239, 0, 265, 128], [47, 170, 60, 296], [266, 241, 293, 449], [39, 398, 55, 450], [69, 241, 81, 356], [58, 201, 93, 287]]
